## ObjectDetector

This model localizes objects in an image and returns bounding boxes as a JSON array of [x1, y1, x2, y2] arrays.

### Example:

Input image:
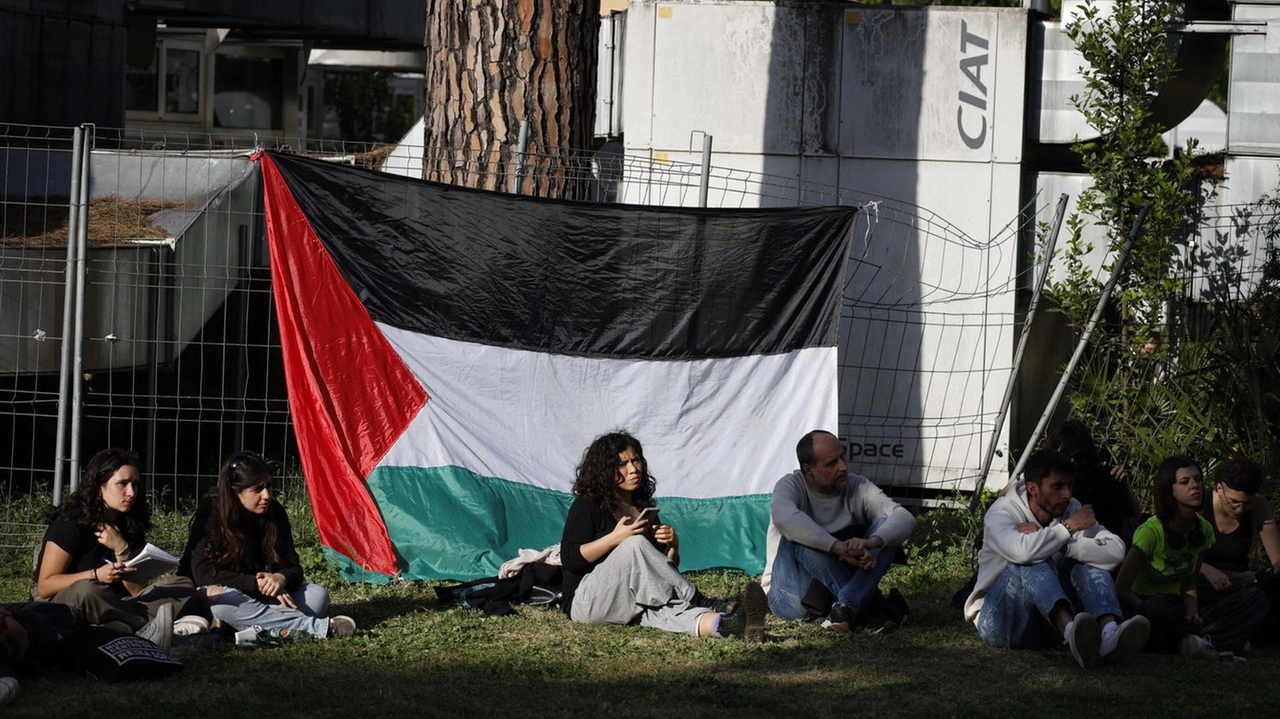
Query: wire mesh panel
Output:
[[0, 124, 79, 548], [1, 124, 1038, 529], [21, 121, 1251, 545]]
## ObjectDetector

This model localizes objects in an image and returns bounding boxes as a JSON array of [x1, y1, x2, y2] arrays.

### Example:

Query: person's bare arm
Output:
[[1114, 546, 1147, 613], [35, 541, 126, 598]]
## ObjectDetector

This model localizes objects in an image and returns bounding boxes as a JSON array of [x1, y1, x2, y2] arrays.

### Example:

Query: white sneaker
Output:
[[136, 603, 174, 651], [1100, 616, 1150, 664], [173, 615, 211, 636], [327, 615, 357, 639], [0, 676, 19, 707], [1064, 612, 1101, 670], [1180, 634, 1218, 660]]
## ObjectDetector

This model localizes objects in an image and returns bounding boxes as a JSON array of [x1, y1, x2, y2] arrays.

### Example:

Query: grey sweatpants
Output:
[[46, 576, 199, 630], [569, 535, 711, 637]]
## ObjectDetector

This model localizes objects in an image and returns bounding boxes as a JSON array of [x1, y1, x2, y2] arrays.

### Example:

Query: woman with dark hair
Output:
[[1115, 455, 1267, 659], [33, 448, 200, 650], [179, 451, 355, 641], [1198, 456, 1280, 643], [559, 431, 763, 638]]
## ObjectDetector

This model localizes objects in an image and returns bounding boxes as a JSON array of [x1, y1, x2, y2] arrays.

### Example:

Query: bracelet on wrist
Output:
[[91, 567, 99, 583]]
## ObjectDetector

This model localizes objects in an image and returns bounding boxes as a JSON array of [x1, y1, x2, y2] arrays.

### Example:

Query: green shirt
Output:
[[1131, 514, 1216, 596]]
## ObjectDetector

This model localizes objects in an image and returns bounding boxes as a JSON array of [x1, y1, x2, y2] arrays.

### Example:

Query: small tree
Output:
[[1048, 0, 1201, 481]]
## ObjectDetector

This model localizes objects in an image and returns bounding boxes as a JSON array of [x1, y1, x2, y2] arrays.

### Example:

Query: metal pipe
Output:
[[1006, 203, 1151, 488], [513, 120, 529, 195], [68, 125, 94, 492], [698, 134, 713, 208], [971, 193, 1069, 511], [52, 126, 86, 505]]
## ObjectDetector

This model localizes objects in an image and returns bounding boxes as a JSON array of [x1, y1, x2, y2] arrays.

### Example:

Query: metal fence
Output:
[[4, 122, 1275, 548]]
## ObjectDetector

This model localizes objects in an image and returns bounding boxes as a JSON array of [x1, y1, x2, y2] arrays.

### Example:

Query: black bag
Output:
[[60, 626, 182, 683], [436, 562, 564, 616]]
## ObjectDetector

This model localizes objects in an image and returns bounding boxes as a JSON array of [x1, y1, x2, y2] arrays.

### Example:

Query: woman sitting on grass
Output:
[[1115, 455, 1267, 659], [559, 431, 764, 639], [1198, 455, 1280, 644], [33, 448, 201, 650], [178, 451, 354, 641]]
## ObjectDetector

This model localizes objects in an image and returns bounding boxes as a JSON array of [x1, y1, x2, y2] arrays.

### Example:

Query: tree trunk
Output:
[[423, 0, 600, 199]]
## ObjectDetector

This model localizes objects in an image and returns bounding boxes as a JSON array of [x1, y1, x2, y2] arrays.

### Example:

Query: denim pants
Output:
[[207, 582, 332, 638], [976, 559, 1122, 648], [767, 518, 897, 622]]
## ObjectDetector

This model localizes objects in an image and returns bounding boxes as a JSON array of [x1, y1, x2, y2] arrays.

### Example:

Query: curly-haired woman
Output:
[[33, 449, 200, 649], [559, 431, 763, 638]]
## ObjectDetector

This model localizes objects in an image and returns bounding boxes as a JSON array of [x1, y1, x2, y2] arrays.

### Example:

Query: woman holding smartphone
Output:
[[559, 431, 763, 638]]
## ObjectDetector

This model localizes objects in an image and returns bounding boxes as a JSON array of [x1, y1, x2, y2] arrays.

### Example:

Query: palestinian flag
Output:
[[257, 151, 855, 581]]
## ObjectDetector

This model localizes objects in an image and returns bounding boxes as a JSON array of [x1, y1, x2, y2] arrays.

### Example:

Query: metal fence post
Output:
[[698, 134, 713, 208], [67, 125, 94, 492], [52, 125, 87, 505], [1006, 203, 1151, 487]]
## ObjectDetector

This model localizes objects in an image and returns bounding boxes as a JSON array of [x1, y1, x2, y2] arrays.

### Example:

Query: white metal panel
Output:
[[622, 1, 659, 150], [834, 157, 1017, 491], [1229, 3, 1280, 156], [89, 152, 255, 202], [382, 117, 425, 178], [646, 2, 803, 154], [840, 7, 1025, 162]]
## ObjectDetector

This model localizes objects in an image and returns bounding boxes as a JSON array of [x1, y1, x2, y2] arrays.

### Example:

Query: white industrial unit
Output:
[[619, 2, 1030, 493], [609, 0, 1278, 495]]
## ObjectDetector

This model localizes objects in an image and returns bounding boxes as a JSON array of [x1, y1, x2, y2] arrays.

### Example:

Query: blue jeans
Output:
[[207, 583, 332, 638], [768, 518, 897, 621], [976, 559, 1122, 648]]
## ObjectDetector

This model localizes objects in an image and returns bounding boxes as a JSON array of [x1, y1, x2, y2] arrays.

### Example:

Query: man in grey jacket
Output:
[[763, 430, 916, 633], [964, 449, 1150, 669]]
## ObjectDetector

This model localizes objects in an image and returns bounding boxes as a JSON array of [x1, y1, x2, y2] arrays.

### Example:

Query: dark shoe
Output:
[[885, 588, 910, 627], [692, 591, 739, 616], [824, 603, 853, 632], [743, 581, 767, 643], [863, 610, 899, 635]]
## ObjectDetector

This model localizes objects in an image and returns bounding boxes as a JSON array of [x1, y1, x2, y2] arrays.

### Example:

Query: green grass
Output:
[[3, 498, 1276, 718]]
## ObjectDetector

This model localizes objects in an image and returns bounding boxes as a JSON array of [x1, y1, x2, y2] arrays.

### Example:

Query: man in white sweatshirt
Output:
[[763, 430, 916, 633], [964, 449, 1150, 669]]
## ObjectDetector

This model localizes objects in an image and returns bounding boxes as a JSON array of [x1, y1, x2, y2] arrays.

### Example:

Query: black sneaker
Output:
[[823, 602, 853, 632], [885, 588, 910, 627], [692, 591, 740, 616], [863, 610, 899, 635]]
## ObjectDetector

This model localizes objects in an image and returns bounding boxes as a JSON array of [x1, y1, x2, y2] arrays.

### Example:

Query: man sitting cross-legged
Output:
[[964, 449, 1150, 668], [763, 430, 915, 633]]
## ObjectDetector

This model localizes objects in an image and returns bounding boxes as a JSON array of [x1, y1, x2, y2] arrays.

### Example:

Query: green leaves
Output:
[[1045, 1, 1279, 499]]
